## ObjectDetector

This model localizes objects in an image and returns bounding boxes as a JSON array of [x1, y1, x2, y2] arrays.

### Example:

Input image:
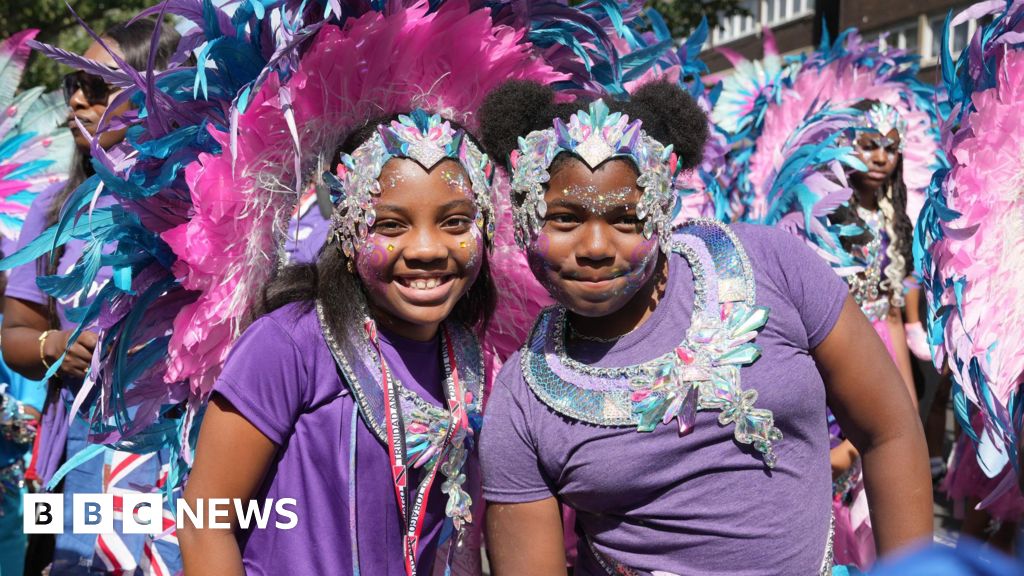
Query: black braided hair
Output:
[[830, 100, 914, 285]]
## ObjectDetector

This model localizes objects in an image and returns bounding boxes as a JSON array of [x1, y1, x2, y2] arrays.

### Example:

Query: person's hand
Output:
[[830, 442, 858, 480], [44, 329, 98, 379], [905, 322, 931, 361]]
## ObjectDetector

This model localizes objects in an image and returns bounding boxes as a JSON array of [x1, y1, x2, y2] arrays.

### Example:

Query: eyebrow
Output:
[[437, 199, 476, 212]]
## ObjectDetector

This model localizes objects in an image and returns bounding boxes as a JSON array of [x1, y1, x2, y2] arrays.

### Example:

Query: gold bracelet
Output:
[[38, 329, 57, 370]]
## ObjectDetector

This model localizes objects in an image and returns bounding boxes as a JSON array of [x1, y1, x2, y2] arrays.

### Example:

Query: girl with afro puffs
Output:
[[475, 80, 932, 575]]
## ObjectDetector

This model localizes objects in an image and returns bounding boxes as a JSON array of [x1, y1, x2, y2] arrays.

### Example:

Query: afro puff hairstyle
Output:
[[478, 79, 709, 175]]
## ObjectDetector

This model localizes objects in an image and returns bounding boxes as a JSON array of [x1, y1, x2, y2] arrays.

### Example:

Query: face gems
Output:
[[441, 169, 473, 199], [384, 172, 405, 189], [323, 110, 496, 258], [387, 244, 395, 252], [509, 100, 681, 253], [562, 185, 634, 216]]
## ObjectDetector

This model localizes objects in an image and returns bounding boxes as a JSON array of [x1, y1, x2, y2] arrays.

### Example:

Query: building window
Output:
[[711, 0, 815, 46], [924, 11, 976, 64], [877, 21, 920, 53]]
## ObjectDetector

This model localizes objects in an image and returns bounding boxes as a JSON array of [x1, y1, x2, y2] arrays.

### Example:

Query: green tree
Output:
[[645, 0, 751, 38], [0, 0, 156, 90]]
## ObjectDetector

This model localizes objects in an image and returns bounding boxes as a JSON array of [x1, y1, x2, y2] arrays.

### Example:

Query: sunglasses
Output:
[[62, 71, 113, 105]]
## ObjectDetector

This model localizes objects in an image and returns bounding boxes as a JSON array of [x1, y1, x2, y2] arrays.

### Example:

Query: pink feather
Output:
[[162, 2, 566, 394]]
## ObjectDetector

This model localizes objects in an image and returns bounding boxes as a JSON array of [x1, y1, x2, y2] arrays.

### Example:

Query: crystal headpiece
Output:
[[323, 110, 495, 258], [508, 100, 681, 253], [859, 102, 906, 150]]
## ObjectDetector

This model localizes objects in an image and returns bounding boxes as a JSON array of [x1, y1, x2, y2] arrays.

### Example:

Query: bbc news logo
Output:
[[23, 495, 298, 534]]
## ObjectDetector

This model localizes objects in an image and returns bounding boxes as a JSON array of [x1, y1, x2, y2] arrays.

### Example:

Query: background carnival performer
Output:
[[825, 100, 918, 568], [0, 17, 183, 574], [712, 29, 944, 569], [476, 79, 931, 576], [920, 0, 1024, 555], [0, 28, 70, 576]]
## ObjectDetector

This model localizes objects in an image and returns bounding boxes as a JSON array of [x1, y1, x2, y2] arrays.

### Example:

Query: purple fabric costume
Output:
[[214, 302, 482, 575], [480, 223, 850, 575]]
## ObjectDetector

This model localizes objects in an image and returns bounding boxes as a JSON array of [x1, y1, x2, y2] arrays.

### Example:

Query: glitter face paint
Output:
[[562, 185, 633, 217], [524, 158, 667, 319], [355, 232, 394, 299], [461, 224, 484, 287], [383, 171, 406, 189], [441, 169, 474, 200]]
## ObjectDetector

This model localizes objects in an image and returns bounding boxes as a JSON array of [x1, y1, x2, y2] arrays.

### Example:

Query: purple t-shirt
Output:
[[480, 223, 849, 575], [214, 302, 480, 576], [282, 202, 330, 264]]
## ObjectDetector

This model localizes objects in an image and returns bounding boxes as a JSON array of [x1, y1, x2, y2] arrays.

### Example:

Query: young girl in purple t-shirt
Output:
[[474, 80, 932, 575], [179, 112, 495, 576]]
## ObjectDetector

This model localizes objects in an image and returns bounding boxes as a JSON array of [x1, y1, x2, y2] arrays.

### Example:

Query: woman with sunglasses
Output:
[[2, 18, 181, 575]]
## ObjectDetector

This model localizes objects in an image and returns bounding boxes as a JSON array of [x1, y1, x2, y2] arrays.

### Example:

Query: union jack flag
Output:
[[53, 420, 182, 575]]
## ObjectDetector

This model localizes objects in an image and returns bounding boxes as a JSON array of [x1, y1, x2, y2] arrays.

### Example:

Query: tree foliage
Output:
[[2, 1, 751, 90], [0, 0, 155, 89]]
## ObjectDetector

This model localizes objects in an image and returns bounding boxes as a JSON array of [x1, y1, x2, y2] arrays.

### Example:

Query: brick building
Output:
[[702, 0, 986, 82]]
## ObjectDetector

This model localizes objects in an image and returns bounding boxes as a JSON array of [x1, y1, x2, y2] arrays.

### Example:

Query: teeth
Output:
[[410, 277, 443, 290]]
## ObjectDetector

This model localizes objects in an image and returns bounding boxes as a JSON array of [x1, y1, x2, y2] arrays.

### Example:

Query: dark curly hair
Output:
[[253, 114, 496, 338], [478, 80, 709, 185]]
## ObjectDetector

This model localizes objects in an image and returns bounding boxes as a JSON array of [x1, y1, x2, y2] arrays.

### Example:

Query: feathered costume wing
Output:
[[2, 0, 687, 490], [0, 30, 72, 251], [919, 0, 1024, 506], [715, 28, 943, 277]]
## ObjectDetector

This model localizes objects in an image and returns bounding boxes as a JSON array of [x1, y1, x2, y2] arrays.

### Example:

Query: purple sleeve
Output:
[[739, 224, 849, 348], [4, 189, 55, 306], [479, 356, 556, 503], [213, 315, 311, 445]]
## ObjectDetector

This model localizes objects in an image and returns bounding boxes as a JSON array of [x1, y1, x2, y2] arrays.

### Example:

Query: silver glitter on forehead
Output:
[[562, 185, 634, 215], [509, 99, 681, 253], [324, 110, 496, 258], [441, 169, 472, 196]]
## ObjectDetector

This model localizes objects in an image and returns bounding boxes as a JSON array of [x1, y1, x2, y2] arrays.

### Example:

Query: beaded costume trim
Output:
[[316, 300, 484, 534], [521, 219, 783, 468], [848, 206, 891, 322]]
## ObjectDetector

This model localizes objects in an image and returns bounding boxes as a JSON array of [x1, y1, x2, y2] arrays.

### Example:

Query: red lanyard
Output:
[[369, 321, 466, 576]]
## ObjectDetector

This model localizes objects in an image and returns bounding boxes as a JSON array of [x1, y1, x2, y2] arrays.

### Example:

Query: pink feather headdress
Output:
[[162, 2, 565, 398]]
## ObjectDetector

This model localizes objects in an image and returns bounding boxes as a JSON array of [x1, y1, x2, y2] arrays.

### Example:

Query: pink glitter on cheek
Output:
[[461, 226, 484, 284], [527, 230, 570, 299], [355, 233, 394, 297], [628, 235, 659, 267]]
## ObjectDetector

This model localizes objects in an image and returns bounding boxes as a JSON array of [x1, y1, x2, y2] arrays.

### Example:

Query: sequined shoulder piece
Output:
[[521, 218, 784, 468], [674, 218, 756, 305]]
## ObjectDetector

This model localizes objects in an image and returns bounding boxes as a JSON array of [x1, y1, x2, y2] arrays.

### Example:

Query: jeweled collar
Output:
[[521, 219, 783, 468], [315, 300, 485, 445]]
